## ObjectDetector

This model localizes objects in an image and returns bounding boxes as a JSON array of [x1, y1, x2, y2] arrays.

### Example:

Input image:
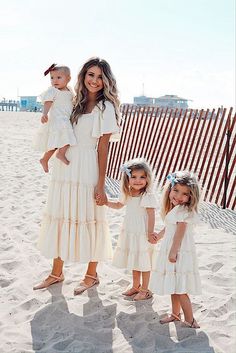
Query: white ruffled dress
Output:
[[37, 101, 119, 262], [33, 86, 77, 152], [112, 193, 157, 271], [150, 205, 202, 295]]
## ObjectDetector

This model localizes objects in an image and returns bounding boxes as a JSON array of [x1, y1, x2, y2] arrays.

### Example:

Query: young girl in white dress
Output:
[[150, 171, 202, 328], [33, 64, 76, 173], [106, 159, 161, 301]]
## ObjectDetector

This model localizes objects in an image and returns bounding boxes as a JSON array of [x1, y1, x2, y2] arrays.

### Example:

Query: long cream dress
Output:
[[37, 101, 119, 262]]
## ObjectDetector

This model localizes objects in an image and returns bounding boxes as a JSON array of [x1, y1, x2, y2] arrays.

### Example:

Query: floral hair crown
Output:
[[120, 164, 131, 177], [166, 172, 197, 187]]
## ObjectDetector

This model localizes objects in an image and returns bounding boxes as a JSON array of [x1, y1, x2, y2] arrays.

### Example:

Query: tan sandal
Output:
[[122, 285, 141, 296], [33, 273, 64, 290], [74, 273, 99, 296], [160, 313, 181, 324], [182, 317, 200, 328], [133, 288, 153, 301]]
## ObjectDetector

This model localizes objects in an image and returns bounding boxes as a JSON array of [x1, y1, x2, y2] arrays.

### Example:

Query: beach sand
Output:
[[0, 112, 235, 353]]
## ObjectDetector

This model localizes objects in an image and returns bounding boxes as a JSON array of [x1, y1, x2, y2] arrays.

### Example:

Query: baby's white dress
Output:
[[33, 86, 76, 152], [37, 101, 119, 262], [150, 205, 202, 295], [112, 192, 157, 271]]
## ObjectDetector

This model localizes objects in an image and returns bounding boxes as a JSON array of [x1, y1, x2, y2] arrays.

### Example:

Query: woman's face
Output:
[[84, 65, 104, 94]]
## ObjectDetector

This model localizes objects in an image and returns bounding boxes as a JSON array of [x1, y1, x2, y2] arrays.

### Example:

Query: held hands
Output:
[[41, 114, 48, 123], [148, 231, 162, 244], [94, 185, 108, 206]]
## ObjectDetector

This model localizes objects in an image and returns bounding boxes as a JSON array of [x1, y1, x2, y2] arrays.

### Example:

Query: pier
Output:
[[0, 100, 19, 111]]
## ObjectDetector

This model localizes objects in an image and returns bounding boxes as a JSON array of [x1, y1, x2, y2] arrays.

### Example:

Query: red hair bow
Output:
[[44, 63, 57, 76]]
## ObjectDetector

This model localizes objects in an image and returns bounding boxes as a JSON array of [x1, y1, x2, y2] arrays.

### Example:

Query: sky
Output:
[[0, 0, 235, 109]]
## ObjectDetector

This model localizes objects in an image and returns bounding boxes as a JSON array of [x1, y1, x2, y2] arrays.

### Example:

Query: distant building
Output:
[[20, 96, 42, 112], [154, 95, 188, 109], [133, 95, 154, 106], [133, 94, 189, 109]]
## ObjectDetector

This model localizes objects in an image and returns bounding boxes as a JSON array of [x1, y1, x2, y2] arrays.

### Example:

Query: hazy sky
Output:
[[1, 0, 235, 108]]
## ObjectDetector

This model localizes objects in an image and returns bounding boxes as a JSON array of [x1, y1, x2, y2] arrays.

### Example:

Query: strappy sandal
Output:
[[160, 313, 181, 324], [122, 285, 141, 296], [182, 317, 200, 328], [33, 273, 64, 290], [133, 288, 153, 301], [74, 273, 99, 296]]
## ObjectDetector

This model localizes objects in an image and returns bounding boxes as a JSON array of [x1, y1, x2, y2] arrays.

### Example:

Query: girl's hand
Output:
[[41, 114, 48, 123], [148, 231, 163, 244], [94, 185, 107, 206], [168, 249, 178, 263], [148, 232, 158, 244]]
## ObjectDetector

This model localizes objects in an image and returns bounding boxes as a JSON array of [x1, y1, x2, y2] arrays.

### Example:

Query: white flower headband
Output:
[[167, 172, 197, 187], [120, 164, 131, 177]]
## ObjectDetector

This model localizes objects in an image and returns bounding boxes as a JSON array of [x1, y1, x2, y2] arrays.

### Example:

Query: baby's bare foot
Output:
[[56, 151, 70, 165], [40, 158, 49, 173]]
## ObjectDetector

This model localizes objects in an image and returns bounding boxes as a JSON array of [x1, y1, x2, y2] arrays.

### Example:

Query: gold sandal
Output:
[[122, 285, 141, 296], [33, 273, 64, 290], [182, 317, 200, 328], [160, 313, 181, 324], [133, 288, 153, 301], [74, 273, 99, 296]]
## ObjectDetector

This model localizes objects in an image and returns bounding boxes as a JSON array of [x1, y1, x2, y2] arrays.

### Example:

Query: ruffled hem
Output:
[[112, 246, 154, 271], [150, 270, 202, 295], [33, 126, 77, 152], [37, 215, 112, 262]]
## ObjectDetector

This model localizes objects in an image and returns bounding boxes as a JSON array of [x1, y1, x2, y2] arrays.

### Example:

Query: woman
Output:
[[34, 57, 120, 294]]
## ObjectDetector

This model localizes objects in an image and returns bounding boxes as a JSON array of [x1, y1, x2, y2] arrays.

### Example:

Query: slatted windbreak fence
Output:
[[107, 105, 236, 210]]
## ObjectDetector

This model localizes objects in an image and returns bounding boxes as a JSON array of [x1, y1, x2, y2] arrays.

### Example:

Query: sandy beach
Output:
[[0, 111, 235, 353]]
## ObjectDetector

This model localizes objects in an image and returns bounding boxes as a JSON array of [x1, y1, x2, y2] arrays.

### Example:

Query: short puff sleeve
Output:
[[167, 205, 199, 224], [140, 192, 157, 208], [92, 101, 120, 142], [40, 86, 58, 103]]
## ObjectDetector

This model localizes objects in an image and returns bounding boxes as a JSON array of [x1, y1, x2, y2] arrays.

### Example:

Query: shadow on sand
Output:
[[31, 284, 117, 353], [116, 298, 215, 353]]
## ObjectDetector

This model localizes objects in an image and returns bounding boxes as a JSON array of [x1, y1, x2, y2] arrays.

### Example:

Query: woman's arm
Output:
[[95, 133, 112, 206], [168, 222, 187, 263], [106, 201, 124, 209]]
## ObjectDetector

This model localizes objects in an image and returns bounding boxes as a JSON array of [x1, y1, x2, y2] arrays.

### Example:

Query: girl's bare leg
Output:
[[56, 145, 70, 165], [171, 294, 181, 316], [179, 293, 200, 327], [141, 271, 150, 290], [160, 294, 181, 323], [40, 149, 56, 172], [133, 270, 141, 288]]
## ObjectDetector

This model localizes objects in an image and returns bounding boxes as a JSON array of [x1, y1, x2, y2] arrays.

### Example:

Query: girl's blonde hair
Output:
[[161, 170, 200, 218], [70, 57, 120, 125], [121, 158, 153, 198]]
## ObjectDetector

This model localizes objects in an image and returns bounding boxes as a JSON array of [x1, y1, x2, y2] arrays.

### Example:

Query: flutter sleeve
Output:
[[170, 205, 199, 224], [140, 192, 158, 208], [92, 101, 120, 141], [40, 86, 58, 103]]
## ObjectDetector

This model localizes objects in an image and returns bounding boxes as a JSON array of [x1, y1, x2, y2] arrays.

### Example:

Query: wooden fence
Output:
[[107, 105, 236, 210]]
